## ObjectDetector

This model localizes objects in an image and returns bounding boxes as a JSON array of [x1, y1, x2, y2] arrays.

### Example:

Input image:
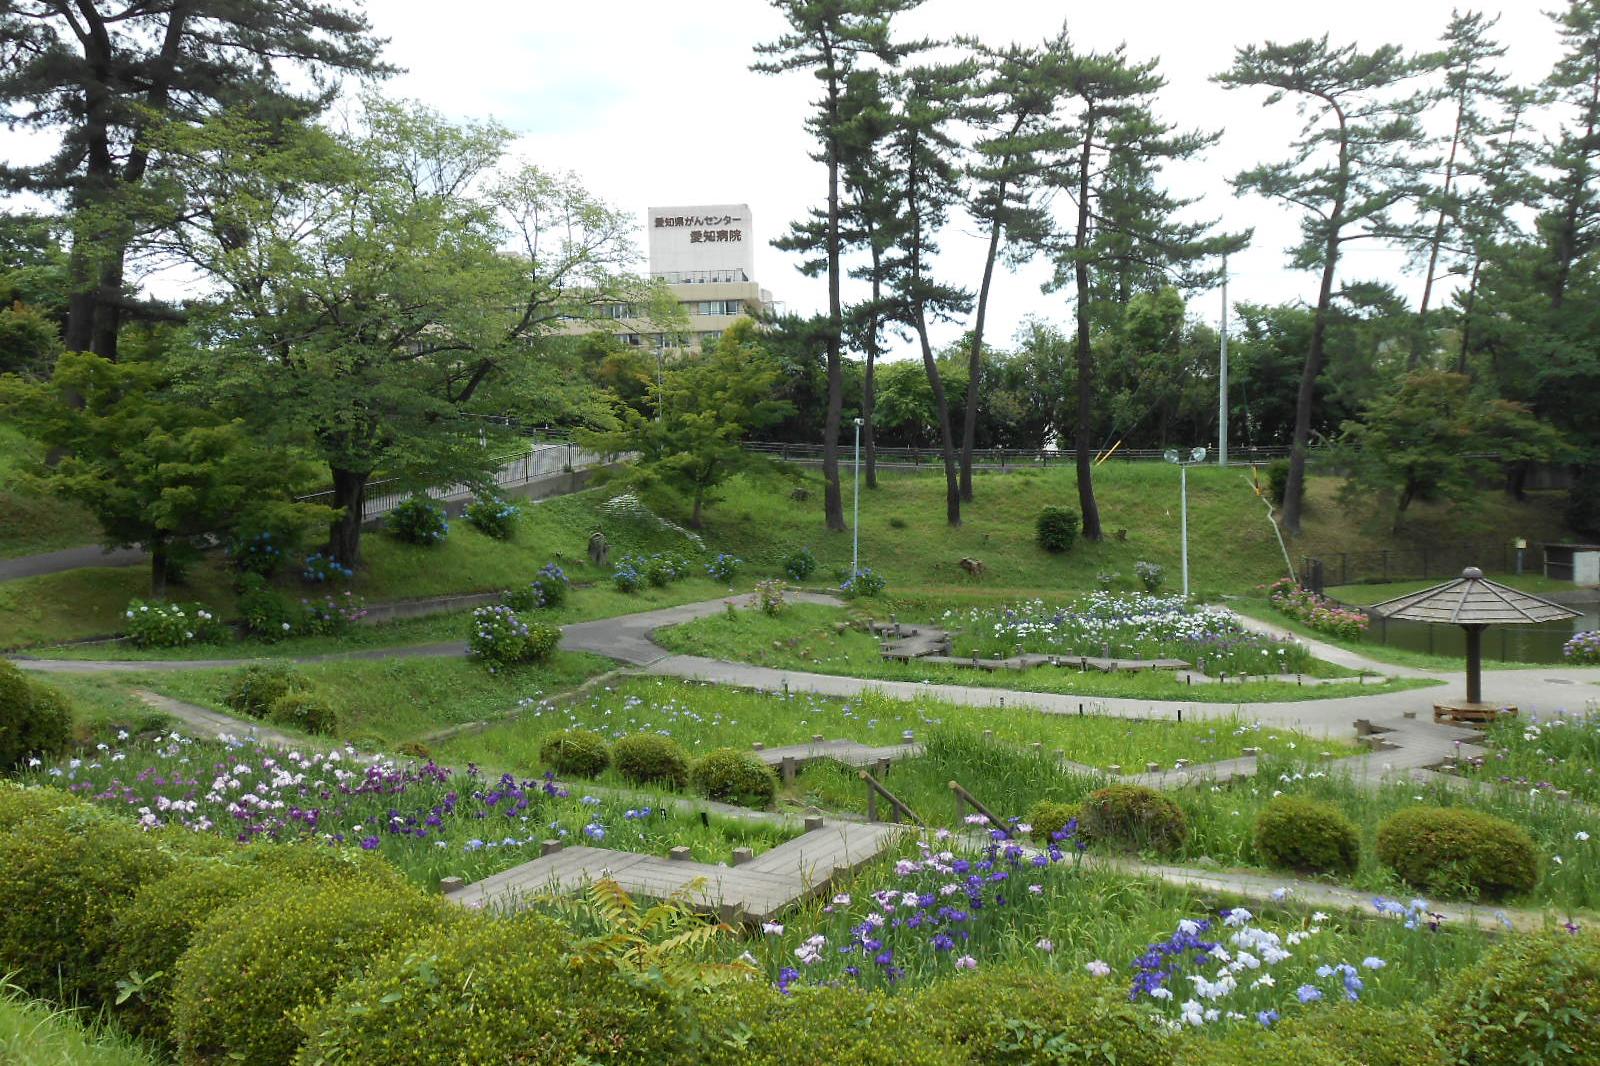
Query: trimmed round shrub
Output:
[[540, 728, 612, 778], [0, 814, 187, 1004], [386, 495, 449, 546], [1376, 805, 1538, 899], [1253, 796, 1359, 875], [1175, 1024, 1342, 1066], [1035, 505, 1081, 552], [105, 845, 402, 1040], [296, 910, 688, 1065], [1433, 931, 1600, 1065], [917, 966, 1175, 1066], [690, 747, 778, 808], [0, 661, 72, 771], [1024, 799, 1080, 845], [700, 981, 952, 1066], [224, 662, 307, 719], [1079, 784, 1188, 855], [267, 689, 339, 736], [170, 877, 445, 1064], [1265, 458, 1290, 506], [784, 546, 818, 581], [614, 733, 691, 788]]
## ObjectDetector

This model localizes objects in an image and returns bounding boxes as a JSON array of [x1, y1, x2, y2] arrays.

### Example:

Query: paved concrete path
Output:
[[0, 544, 147, 581]]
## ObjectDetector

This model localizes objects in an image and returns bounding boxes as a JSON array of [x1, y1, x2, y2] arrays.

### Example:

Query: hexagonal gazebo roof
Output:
[[1369, 567, 1579, 626]]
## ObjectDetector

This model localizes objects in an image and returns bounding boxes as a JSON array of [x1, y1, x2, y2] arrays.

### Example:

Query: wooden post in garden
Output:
[[732, 848, 754, 866], [781, 756, 797, 785], [668, 846, 692, 862], [541, 840, 564, 856]]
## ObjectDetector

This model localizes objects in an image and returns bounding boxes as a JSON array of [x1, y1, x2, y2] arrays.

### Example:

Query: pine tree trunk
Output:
[[820, 58, 846, 532], [961, 208, 1004, 503], [1073, 128, 1103, 542], [330, 467, 370, 564], [916, 316, 961, 526]]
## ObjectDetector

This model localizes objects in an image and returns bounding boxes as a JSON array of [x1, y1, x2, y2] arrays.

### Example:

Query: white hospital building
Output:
[[590, 203, 779, 351]]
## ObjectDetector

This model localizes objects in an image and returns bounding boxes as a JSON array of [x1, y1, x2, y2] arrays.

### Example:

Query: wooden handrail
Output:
[[948, 780, 1011, 838], [858, 770, 924, 826]]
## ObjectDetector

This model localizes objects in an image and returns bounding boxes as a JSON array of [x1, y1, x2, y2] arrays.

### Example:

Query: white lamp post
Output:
[[1163, 446, 1208, 598], [852, 417, 864, 578]]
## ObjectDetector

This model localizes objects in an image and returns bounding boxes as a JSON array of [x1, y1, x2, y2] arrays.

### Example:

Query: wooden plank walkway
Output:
[[450, 820, 902, 923], [751, 738, 921, 770]]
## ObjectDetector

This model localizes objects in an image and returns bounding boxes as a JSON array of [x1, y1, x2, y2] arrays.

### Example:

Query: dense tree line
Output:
[[3, 1, 1599, 584]]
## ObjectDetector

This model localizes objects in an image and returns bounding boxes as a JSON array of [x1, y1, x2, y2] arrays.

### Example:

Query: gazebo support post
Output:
[[1462, 623, 1486, 704]]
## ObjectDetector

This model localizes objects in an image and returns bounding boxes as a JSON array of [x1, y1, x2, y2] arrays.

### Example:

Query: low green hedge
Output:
[[691, 747, 778, 808], [295, 910, 685, 1064], [916, 966, 1175, 1065], [614, 733, 692, 788], [1433, 931, 1600, 1065], [0, 661, 72, 772], [539, 728, 612, 778], [1254, 795, 1359, 875], [1376, 805, 1538, 899], [1079, 784, 1188, 855], [170, 875, 447, 1064]]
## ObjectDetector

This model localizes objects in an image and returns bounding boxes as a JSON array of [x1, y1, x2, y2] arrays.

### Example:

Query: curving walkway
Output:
[[12, 593, 1599, 771]]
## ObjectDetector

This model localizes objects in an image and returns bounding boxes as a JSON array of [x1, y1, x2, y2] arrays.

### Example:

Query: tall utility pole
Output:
[[1218, 253, 1229, 468]]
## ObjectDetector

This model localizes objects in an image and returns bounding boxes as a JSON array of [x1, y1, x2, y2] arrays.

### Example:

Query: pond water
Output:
[[1357, 602, 1598, 664]]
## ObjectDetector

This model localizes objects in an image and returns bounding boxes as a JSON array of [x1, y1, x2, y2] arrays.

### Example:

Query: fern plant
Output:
[[534, 877, 755, 992]]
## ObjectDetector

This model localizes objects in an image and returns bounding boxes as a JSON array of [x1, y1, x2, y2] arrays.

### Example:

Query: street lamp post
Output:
[[1163, 446, 1208, 598], [852, 418, 864, 578]]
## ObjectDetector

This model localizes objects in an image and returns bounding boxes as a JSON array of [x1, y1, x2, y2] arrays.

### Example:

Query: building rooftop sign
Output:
[[647, 203, 754, 279]]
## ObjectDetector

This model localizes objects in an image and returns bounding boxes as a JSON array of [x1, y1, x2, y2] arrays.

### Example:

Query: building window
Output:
[[700, 330, 722, 347], [618, 333, 641, 347]]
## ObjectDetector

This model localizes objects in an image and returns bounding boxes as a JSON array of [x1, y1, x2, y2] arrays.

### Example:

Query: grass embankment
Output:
[[123, 654, 613, 745], [434, 677, 1351, 781], [0, 984, 161, 1066], [656, 603, 1435, 703], [0, 423, 98, 560], [1326, 574, 1580, 604], [0, 488, 714, 650], [3, 463, 1573, 651]]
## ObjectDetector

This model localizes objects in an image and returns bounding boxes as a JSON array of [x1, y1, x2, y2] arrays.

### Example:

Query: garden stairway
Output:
[[448, 819, 901, 923]]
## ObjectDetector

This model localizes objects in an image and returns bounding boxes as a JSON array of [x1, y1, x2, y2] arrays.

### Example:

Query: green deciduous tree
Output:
[[0, 1, 391, 361], [1218, 37, 1430, 535], [0, 351, 327, 594], [1339, 369, 1564, 529], [162, 99, 636, 564], [585, 319, 793, 528]]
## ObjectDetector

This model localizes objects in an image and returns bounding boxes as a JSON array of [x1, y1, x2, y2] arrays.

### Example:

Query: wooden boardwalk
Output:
[[450, 820, 902, 923], [751, 738, 921, 771]]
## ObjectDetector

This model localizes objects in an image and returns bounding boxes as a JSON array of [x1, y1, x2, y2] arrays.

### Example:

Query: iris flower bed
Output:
[[746, 827, 1493, 1023], [947, 594, 1317, 677], [25, 734, 795, 885], [1457, 709, 1600, 805]]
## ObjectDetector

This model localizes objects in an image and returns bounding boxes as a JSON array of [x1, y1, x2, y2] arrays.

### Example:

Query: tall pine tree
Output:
[[755, 0, 924, 532], [1218, 37, 1430, 535], [0, 1, 390, 361]]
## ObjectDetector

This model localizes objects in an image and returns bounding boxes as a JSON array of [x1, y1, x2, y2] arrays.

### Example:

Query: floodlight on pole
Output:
[[1163, 446, 1208, 598]]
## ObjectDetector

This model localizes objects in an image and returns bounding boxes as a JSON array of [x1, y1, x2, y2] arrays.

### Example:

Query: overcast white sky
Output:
[[363, 0, 1565, 359], [6, 1, 1569, 359]]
